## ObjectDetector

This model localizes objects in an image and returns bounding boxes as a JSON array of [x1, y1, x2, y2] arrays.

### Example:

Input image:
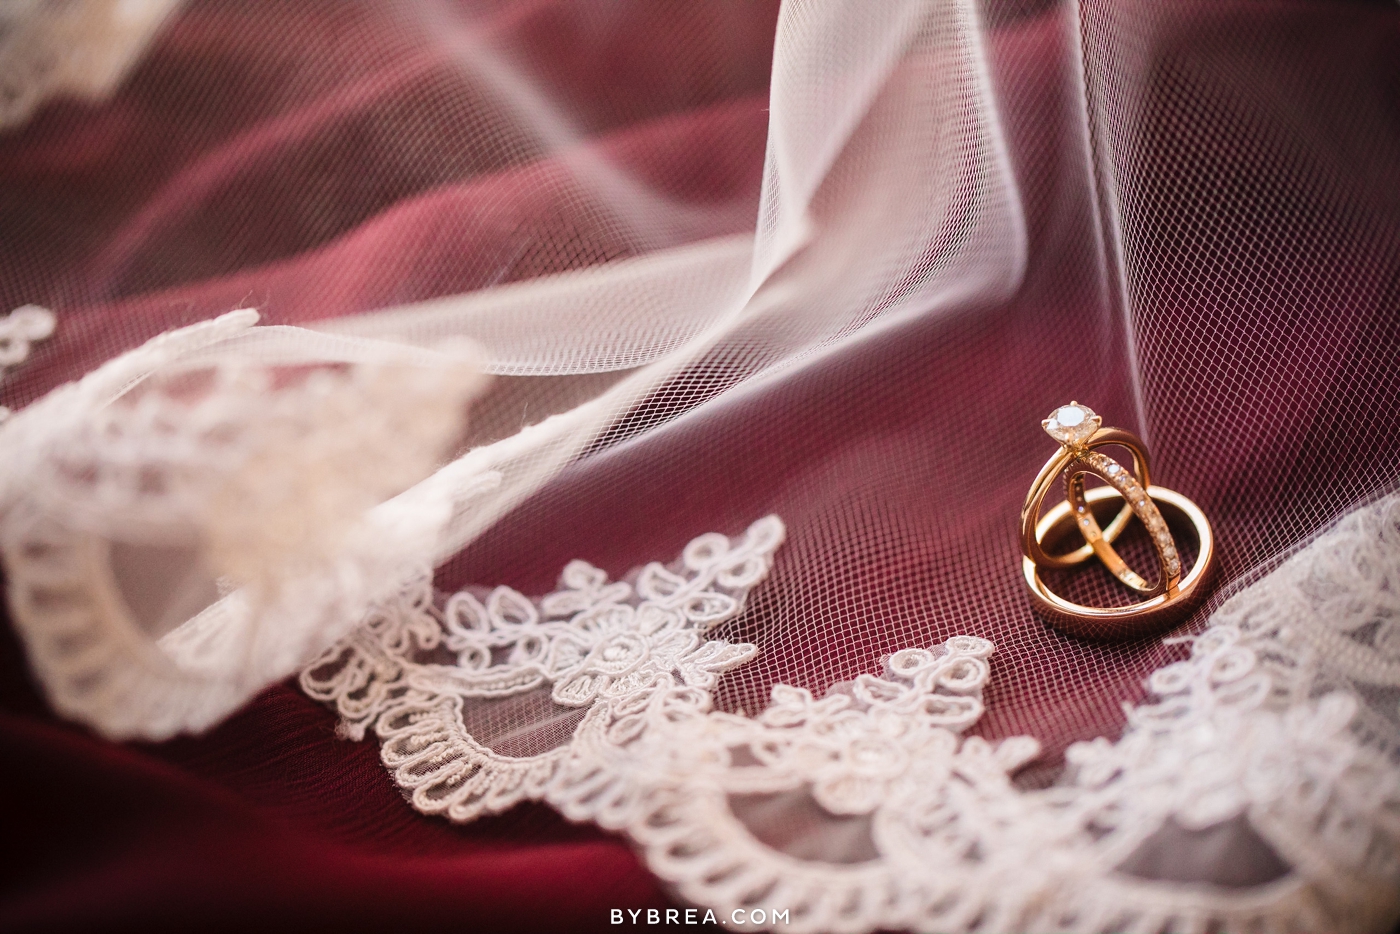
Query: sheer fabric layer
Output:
[[0, 0, 1398, 931], [304, 496, 1400, 934]]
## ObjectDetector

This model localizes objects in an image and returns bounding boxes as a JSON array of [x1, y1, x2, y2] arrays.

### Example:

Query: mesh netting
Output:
[[2, 0, 1399, 789]]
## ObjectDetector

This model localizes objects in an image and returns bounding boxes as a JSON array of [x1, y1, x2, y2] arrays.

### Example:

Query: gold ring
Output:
[[1020, 402, 1217, 640], [1021, 406, 1151, 570], [1063, 448, 1179, 597]]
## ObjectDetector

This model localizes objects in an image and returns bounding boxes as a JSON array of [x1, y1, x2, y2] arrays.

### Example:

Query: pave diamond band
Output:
[[1067, 449, 1180, 595], [1019, 402, 1216, 640]]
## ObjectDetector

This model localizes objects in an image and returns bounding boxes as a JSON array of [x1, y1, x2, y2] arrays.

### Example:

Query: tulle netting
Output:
[[1, 0, 1398, 930]]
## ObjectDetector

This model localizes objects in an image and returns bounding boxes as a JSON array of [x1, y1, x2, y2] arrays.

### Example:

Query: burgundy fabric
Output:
[[3, 1, 1400, 932], [0, 0, 777, 407], [0, 622, 670, 933]]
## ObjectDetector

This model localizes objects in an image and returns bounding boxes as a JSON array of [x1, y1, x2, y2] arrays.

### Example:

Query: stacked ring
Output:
[[1019, 402, 1216, 640]]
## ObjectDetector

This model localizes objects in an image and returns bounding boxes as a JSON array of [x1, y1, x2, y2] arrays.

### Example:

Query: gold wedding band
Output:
[[1020, 403, 1217, 640]]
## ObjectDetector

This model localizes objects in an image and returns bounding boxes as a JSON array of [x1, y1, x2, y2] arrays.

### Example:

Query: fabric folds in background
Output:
[[2, 0, 1399, 931]]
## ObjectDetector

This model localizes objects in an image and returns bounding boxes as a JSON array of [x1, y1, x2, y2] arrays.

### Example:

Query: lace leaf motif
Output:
[[304, 502, 1400, 934], [0, 0, 184, 130], [300, 515, 786, 822]]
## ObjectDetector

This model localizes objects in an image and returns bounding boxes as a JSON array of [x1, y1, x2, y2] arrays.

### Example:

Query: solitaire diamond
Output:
[[1042, 402, 1101, 447]]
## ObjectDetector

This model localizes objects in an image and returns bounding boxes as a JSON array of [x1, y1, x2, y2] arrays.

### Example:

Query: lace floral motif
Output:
[[0, 310, 493, 739], [554, 635, 1017, 822], [0, 0, 184, 129], [1215, 494, 1400, 762], [0, 304, 56, 420], [307, 500, 1400, 934], [300, 516, 785, 821], [0, 304, 54, 375]]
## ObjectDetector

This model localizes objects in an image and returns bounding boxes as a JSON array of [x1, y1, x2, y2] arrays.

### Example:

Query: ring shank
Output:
[[1064, 450, 1181, 598], [1022, 485, 1216, 640], [1021, 428, 1151, 570]]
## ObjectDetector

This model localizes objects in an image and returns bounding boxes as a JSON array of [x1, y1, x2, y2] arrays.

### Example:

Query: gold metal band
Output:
[[1020, 427, 1151, 569], [1020, 402, 1216, 640], [1063, 449, 1181, 597], [1022, 485, 1217, 640]]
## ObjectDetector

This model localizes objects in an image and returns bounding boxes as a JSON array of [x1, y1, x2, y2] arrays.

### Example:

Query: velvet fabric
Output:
[[3, 1, 1399, 931]]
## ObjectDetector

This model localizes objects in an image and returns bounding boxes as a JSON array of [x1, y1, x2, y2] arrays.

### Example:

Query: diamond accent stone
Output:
[[1068, 447, 1183, 587], [1043, 402, 1101, 447]]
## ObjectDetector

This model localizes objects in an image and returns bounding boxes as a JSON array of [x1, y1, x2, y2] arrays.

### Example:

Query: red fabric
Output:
[[3, 1, 1399, 931], [0, 625, 669, 933]]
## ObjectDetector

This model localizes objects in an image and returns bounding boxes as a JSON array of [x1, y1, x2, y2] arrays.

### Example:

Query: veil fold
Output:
[[1, 1, 1398, 931]]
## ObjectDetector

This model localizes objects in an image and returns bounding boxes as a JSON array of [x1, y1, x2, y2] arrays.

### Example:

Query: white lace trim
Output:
[[0, 304, 54, 374], [300, 515, 785, 821], [305, 500, 1400, 934], [0, 0, 183, 129], [0, 304, 56, 420], [0, 310, 495, 739]]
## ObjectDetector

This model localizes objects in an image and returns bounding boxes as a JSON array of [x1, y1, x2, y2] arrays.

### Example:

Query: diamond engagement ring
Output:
[[1020, 402, 1216, 640]]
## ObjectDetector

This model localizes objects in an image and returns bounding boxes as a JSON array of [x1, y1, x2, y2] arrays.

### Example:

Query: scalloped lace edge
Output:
[[303, 501, 1400, 933]]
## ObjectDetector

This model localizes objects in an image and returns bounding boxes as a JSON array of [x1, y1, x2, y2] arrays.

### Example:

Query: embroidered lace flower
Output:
[[0, 304, 56, 420], [306, 498, 1400, 934], [0, 311, 493, 739], [0, 0, 183, 129], [300, 516, 785, 821]]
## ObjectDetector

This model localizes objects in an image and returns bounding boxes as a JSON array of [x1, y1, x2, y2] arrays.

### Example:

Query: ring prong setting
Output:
[[1042, 401, 1101, 448]]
